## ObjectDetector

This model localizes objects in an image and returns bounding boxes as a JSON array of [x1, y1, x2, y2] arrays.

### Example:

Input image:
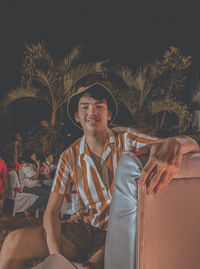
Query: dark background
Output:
[[1, 1, 200, 90], [0, 0, 200, 133]]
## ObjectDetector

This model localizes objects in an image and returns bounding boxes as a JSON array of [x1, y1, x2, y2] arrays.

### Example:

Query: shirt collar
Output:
[[79, 128, 116, 156], [107, 128, 116, 144]]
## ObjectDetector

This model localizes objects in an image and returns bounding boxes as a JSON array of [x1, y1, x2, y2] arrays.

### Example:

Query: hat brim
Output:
[[67, 83, 118, 129]]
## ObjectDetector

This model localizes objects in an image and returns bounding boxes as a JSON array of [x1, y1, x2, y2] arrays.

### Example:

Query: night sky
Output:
[[0, 1, 200, 132], [1, 1, 200, 91]]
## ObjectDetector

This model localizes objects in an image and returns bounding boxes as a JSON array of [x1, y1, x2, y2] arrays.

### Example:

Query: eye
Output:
[[96, 105, 104, 109], [81, 106, 89, 110]]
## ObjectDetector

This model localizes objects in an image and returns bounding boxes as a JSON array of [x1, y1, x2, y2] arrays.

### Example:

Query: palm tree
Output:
[[1, 41, 107, 127], [156, 46, 192, 129], [113, 64, 190, 133], [115, 63, 158, 114], [149, 98, 191, 133]]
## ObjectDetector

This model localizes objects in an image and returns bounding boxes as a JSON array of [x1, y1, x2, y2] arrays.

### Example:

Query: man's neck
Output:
[[85, 128, 108, 158]]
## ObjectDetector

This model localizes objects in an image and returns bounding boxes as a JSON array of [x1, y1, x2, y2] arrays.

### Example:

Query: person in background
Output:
[[4, 150, 21, 201], [19, 149, 49, 218], [6, 152, 20, 172], [40, 152, 56, 191], [0, 151, 8, 213], [3, 153, 21, 212]]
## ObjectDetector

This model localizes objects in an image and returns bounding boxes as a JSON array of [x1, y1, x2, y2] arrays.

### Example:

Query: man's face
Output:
[[75, 96, 112, 134]]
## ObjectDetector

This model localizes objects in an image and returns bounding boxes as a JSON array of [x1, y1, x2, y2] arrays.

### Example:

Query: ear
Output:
[[75, 112, 80, 122], [108, 110, 112, 121]]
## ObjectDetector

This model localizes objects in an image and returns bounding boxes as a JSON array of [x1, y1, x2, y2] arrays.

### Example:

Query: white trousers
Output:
[[104, 152, 142, 269]]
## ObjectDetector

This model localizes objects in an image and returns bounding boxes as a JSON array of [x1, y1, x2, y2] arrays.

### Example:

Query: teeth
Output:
[[87, 117, 100, 123]]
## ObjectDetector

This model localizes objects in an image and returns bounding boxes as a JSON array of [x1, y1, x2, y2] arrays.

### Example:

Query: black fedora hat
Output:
[[67, 83, 118, 129]]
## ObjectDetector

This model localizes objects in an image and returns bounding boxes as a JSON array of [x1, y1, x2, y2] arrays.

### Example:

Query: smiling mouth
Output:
[[87, 118, 100, 124]]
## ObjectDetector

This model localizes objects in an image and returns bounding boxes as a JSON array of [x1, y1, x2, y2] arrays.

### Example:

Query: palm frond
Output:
[[57, 46, 82, 74], [34, 70, 51, 88], [31, 69, 60, 107], [149, 98, 191, 132], [115, 66, 136, 89], [63, 61, 107, 91], [0, 85, 39, 108], [132, 64, 158, 109], [1, 41, 111, 127], [23, 41, 56, 76], [0, 84, 51, 109], [115, 64, 157, 112], [113, 87, 138, 116], [24, 41, 54, 63]]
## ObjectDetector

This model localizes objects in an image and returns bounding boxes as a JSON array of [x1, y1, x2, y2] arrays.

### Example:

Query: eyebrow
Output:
[[79, 100, 106, 106]]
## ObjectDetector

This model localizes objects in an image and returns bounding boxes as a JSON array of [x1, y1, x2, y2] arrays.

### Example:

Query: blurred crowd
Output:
[[0, 132, 57, 219]]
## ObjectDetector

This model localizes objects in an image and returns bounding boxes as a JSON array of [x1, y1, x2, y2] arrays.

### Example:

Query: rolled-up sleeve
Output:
[[125, 128, 157, 151]]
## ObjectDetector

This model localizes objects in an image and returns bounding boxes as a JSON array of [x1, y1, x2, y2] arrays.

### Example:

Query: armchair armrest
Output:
[[105, 152, 200, 269], [137, 153, 200, 269], [175, 152, 200, 178]]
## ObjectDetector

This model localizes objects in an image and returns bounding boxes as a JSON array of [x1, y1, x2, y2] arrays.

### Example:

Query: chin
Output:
[[84, 125, 101, 133]]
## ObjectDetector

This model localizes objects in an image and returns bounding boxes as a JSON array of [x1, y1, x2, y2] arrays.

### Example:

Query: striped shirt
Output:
[[51, 127, 157, 229]]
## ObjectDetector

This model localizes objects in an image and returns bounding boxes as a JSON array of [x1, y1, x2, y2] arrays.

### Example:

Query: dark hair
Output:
[[21, 149, 37, 167], [39, 151, 53, 163], [74, 86, 113, 113]]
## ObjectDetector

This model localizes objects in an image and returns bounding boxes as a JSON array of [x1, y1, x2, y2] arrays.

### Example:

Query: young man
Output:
[[40, 153, 56, 191], [0, 83, 199, 269]]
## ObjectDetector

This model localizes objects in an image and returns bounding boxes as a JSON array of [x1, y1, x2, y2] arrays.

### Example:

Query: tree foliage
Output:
[[1, 41, 107, 127], [156, 46, 192, 94], [113, 46, 192, 135]]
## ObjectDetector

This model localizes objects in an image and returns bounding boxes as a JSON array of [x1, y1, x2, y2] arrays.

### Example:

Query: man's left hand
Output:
[[130, 137, 183, 194]]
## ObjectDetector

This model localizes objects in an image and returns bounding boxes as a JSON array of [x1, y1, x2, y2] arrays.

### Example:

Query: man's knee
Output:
[[0, 229, 25, 269], [114, 153, 142, 194], [2, 228, 25, 254], [0, 225, 48, 266]]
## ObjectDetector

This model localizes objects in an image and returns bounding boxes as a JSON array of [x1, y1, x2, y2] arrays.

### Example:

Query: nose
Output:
[[88, 104, 97, 115]]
